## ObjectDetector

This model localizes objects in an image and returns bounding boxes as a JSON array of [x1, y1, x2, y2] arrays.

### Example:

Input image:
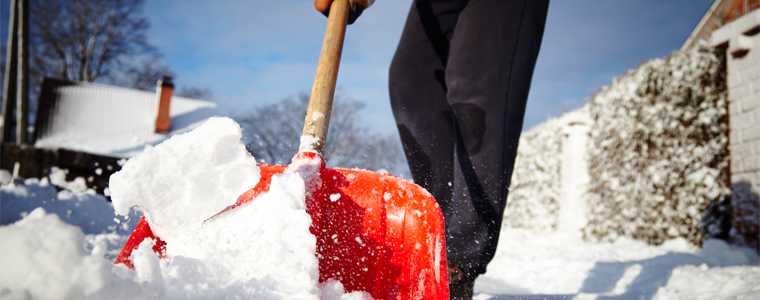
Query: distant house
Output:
[[33, 77, 217, 158], [0, 77, 217, 193]]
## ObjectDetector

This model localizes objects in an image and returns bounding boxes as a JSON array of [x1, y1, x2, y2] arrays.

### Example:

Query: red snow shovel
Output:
[[114, 1, 449, 299]]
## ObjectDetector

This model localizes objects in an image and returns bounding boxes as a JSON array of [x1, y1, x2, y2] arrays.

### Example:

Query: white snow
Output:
[[2, 117, 369, 299], [474, 229, 759, 300], [0, 169, 144, 278], [1, 199, 757, 300], [0, 169, 11, 185], [1, 114, 756, 299], [109, 117, 261, 242], [48, 167, 90, 194], [1, 177, 140, 238], [330, 193, 341, 202], [311, 111, 325, 121], [0, 208, 116, 300], [0, 205, 368, 300], [1, 175, 758, 299], [299, 134, 321, 153]]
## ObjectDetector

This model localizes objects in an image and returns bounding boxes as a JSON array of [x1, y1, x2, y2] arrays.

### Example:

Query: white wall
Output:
[[712, 9, 760, 252], [557, 107, 592, 240]]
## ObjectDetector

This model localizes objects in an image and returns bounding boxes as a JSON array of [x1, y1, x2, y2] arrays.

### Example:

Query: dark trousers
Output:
[[389, 0, 549, 278]]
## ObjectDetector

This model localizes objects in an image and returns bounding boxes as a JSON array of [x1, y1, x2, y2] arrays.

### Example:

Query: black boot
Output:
[[448, 262, 474, 300]]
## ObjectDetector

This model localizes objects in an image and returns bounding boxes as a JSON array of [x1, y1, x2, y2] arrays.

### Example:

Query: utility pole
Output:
[[1, 0, 30, 146]]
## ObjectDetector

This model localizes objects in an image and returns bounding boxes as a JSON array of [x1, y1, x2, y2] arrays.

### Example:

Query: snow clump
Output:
[[106, 116, 367, 299], [109, 117, 261, 239]]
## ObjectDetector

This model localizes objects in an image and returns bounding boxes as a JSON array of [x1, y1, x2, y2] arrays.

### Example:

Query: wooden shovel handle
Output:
[[299, 0, 350, 155]]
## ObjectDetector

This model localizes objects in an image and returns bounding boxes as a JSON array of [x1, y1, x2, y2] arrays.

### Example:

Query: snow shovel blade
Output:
[[115, 153, 449, 299]]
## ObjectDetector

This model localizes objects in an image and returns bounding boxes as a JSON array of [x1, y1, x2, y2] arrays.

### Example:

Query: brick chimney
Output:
[[155, 76, 174, 133]]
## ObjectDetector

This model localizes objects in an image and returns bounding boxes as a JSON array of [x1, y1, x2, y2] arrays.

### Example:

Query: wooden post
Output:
[[16, 0, 30, 145], [0, 0, 29, 146], [1, 0, 20, 145]]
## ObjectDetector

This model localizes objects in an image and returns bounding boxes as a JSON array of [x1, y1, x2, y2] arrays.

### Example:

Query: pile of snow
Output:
[[1, 208, 120, 300], [1, 171, 142, 261], [110, 117, 327, 298], [474, 228, 760, 300], [1, 117, 369, 299], [108, 117, 261, 243], [584, 40, 730, 246], [503, 116, 562, 232], [1, 177, 137, 235]]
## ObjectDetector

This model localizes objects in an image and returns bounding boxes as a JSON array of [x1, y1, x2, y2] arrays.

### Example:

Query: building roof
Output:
[[33, 78, 217, 158], [682, 0, 760, 50]]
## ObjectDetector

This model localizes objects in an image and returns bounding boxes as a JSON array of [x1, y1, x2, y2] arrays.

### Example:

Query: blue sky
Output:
[[5, 0, 714, 135]]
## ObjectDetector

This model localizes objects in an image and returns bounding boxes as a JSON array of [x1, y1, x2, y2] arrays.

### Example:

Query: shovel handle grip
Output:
[[299, 0, 350, 155]]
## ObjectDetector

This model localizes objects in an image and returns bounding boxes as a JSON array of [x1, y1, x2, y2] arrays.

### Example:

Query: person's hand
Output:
[[314, 0, 372, 13], [314, 0, 373, 24], [314, 0, 333, 13]]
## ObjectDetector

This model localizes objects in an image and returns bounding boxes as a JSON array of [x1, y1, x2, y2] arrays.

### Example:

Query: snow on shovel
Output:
[[114, 1, 449, 299]]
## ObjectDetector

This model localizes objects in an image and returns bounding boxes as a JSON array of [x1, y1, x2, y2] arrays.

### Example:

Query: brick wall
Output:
[[712, 10, 760, 252]]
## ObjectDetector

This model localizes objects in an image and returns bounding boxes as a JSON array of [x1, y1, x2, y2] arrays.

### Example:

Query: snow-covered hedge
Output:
[[583, 41, 729, 246], [503, 117, 562, 232]]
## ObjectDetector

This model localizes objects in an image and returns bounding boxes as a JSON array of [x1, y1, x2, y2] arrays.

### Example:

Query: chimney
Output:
[[155, 76, 174, 133]]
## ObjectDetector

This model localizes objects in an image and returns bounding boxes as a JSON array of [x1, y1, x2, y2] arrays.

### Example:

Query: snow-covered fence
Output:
[[583, 40, 730, 247]]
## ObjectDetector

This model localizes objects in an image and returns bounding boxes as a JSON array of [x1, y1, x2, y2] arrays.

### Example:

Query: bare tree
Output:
[[20, 0, 176, 129], [29, 0, 154, 83], [237, 95, 305, 165], [176, 86, 213, 101], [119, 54, 172, 90], [236, 92, 410, 178]]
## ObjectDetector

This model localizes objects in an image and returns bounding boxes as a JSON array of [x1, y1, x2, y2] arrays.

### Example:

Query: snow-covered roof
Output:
[[34, 78, 217, 158]]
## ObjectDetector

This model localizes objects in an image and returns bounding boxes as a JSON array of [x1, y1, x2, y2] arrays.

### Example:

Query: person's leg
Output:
[[444, 0, 549, 279], [389, 0, 463, 209]]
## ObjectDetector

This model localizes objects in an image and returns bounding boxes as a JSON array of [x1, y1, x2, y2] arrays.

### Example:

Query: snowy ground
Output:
[[1, 118, 758, 299], [3, 177, 757, 300], [475, 229, 759, 300], [0, 175, 142, 261]]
